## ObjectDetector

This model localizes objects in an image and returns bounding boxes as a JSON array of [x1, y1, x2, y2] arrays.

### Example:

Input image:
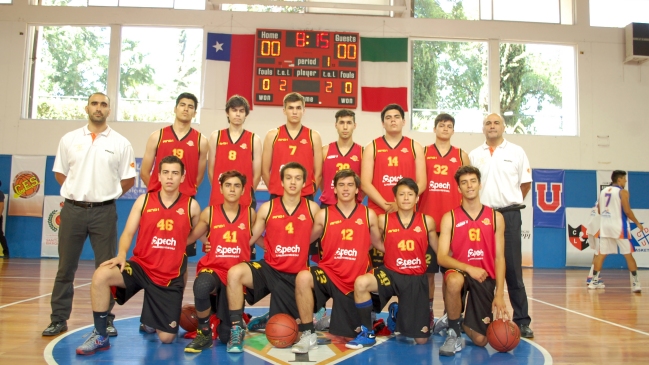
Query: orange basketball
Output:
[[180, 304, 199, 332], [12, 171, 40, 199], [486, 319, 520, 352], [265, 313, 298, 348]]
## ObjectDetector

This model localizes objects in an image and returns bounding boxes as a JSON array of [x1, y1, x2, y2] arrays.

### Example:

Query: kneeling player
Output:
[[292, 169, 383, 353], [76, 156, 200, 355], [185, 170, 256, 353], [346, 178, 437, 349], [436, 166, 507, 356]]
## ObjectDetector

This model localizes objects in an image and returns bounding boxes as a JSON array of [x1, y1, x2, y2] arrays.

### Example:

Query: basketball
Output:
[[265, 313, 298, 348], [486, 319, 520, 352], [179, 304, 198, 332]]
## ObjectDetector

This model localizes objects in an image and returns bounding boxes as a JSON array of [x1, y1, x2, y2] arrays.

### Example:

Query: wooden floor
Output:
[[1, 258, 648, 364]]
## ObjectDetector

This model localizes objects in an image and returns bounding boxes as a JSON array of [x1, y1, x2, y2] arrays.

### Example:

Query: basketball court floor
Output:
[[1, 259, 648, 364]]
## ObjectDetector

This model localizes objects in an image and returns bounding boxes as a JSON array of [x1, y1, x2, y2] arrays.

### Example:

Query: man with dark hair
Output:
[[418, 113, 470, 329], [208, 95, 262, 208], [347, 177, 437, 349], [435, 165, 508, 356], [0, 180, 8, 258], [185, 170, 256, 353], [225, 162, 320, 353], [44, 92, 136, 337], [589, 170, 643, 292], [292, 169, 383, 353], [75, 156, 201, 355]]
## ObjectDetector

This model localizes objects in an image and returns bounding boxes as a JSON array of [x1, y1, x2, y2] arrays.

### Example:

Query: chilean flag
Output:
[[204, 33, 255, 109]]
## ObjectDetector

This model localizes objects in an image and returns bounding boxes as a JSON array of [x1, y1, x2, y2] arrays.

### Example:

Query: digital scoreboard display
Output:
[[253, 29, 360, 108]]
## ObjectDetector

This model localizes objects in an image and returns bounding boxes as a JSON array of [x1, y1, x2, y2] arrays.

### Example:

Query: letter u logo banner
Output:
[[532, 169, 565, 228]]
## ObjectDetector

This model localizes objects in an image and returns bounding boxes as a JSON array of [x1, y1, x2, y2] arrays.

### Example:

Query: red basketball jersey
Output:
[[268, 125, 316, 197], [196, 204, 253, 283], [131, 192, 194, 286], [418, 145, 464, 232], [450, 206, 497, 279], [209, 129, 256, 207], [368, 136, 417, 215], [383, 212, 429, 275], [319, 204, 372, 294], [263, 197, 314, 274], [148, 126, 202, 197], [320, 142, 363, 206]]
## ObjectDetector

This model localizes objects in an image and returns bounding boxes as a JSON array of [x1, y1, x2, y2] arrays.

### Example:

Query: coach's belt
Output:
[[495, 204, 526, 213], [65, 199, 115, 208]]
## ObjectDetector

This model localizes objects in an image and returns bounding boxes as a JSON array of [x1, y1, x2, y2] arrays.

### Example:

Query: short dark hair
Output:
[[335, 109, 355, 123], [283, 92, 305, 108], [176, 92, 198, 108], [611, 170, 627, 184], [280, 162, 307, 181], [159, 155, 185, 175], [219, 170, 247, 187], [225, 95, 250, 119], [381, 103, 405, 121], [454, 165, 481, 184], [88, 92, 110, 106], [333, 169, 360, 189], [434, 113, 455, 128], [392, 177, 418, 196]]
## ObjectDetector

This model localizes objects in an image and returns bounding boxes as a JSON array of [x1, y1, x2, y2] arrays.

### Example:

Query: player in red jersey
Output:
[[76, 156, 201, 355], [435, 165, 507, 356], [208, 95, 262, 208], [319, 109, 363, 207], [184, 170, 256, 353], [261, 92, 323, 199], [347, 178, 437, 349], [417, 113, 470, 329], [225, 162, 320, 353], [291, 169, 383, 353]]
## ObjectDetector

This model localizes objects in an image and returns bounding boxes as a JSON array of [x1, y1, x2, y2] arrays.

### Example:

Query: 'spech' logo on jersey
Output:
[[216, 245, 241, 256], [275, 245, 300, 255], [151, 236, 177, 249], [298, 214, 307, 221], [187, 140, 195, 147], [334, 247, 358, 260], [382, 175, 403, 186], [396, 257, 421, 269], [413, 226, 422, 233], [481, 218, 491, 226], [355, 218, 364, 225], [176, 208, 185, 215], [429, 181, 451, 190], [240, 143, 248, 150], [238, 223, 246, 230], [467, 248, 484, 260], [350, 155, 359, 162]]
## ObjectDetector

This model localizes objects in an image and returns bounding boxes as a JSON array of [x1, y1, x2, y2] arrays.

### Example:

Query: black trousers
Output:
[[501, 210, 531, 326], [0, 215, 8, 257]]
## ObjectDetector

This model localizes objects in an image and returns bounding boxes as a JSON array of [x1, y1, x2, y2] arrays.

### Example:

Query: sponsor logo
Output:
[[481, 218, 491, 226], [535, 182, 563, 213], [176, 208, 185, 215], [275, 245, 301, 255], [187, 141, 195, 147], [162, 139, 174, 143], [199, 268, 214, 274], [387, 228, 400, 233], [216, 245, 242, 255], [421, 326, 429, 333], [329, 219, 342, 226], [277, 138, 289, 142], [413, 226, 422, 233], [47, 209, 61, 233], [350, 155, 359, 162], [568, 224, 589, 251], [428, 181, 451, 190], [12, 171, 41, 199], [219, 142, 229, 146], [130, 162, 135, 168], [105, 149, 115, 155], [240, 143, 248, 150], [151, 236, 177, 249], [169, 321, 177, 328], [213, 224, 226, 229], [456, 220, 468, 228], [396, 257, 421, 268], [298, 214, 307, 221], [426, 156, 437, 160], [147, 208, 160, 213], [482, 317, 491, 324], [376, 149, 388, 153], [382, 175, 403, 186], [334, 247, 358, 260], [450, 157, 457, 163], [238, 223, 246, 230], [327, 155, 339, 159], [400, 148, 409, 153], [272, 214, 286, 219], [300, 139, 308, 145], [467, 248, 484, 260], [355, 218, 364, 225]]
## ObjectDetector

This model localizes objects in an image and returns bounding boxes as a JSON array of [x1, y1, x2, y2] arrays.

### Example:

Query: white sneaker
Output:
[[588, 279, 605, 289], [439, 328, 465, 356], [632, 280, 642, 293], [291, 330, 318, 353]]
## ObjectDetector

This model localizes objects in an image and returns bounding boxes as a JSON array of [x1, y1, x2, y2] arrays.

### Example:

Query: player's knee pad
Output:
[[193, 273, 217, 311]]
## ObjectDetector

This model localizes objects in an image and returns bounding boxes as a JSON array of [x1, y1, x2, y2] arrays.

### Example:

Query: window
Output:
[[499, 43, 576, 135], [412, 40, 489, 132], [40, 0, 205, 9], [590, 0, 649, 28], [222, 0, 396, 16], [222, 0, 305, 13], [413, 0, 480, 20], [414, 0, 572, 24], [492, 0, 559, 24], [0, 0, 13, 4]]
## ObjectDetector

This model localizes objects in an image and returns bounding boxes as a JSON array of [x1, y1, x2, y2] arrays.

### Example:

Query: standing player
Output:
[[589, 170, 643, 292], [44, 92, 136, 337], [319, 109, 363, 207], [261, 92, 323, 199], [75, 156, 200, 355], [225, 162, 320, 353], [292, 170, 383, 353], [184, 170, 255, 353], [418, 113, 470, 329], [0, 180, 8, 258], [346, 178, 437, 349], [208, 95, 262, 208], [435, 166, 508, 356]]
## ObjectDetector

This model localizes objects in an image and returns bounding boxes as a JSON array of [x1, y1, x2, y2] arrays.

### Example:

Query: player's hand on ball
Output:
[[492, 295, 509, 320]]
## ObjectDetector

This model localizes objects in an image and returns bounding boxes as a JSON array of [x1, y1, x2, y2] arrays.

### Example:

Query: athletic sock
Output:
[[448, 316, 462, 336], [93, 311, 109, 337], [229, 309, 244, 327], [198, 315, 211, 332], [587, 264, 595, 278], [356, 299, 374, 330], [298, 322, 315, 333], [592, 271, 600, 281]]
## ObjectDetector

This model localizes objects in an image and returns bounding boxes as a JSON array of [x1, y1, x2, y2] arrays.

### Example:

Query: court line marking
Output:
[[528, 296, 649, 337], [521, 338, 553, 365], [0, 282, 91, 310]]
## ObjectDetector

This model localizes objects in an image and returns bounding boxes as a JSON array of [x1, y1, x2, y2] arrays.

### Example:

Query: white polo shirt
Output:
[[53, 125, 136, 202], [469, 139, 532, 209]]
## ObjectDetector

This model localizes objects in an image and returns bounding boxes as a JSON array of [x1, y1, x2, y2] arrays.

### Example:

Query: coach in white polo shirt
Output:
[[43, 92, 136, 337], [469, 113, 533, 339]]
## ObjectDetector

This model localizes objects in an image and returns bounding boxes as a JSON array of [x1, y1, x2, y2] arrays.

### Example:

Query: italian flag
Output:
[[360, 37, 409, 112]]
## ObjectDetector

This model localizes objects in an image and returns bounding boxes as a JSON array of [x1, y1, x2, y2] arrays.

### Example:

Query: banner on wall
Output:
[[41, 196, 64, 258], [120, 158, 147, 200], [8, 155, 46, 217], [532, 169, 565, 228]]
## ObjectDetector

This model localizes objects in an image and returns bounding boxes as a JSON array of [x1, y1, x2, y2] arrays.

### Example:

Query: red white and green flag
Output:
[[360, 37, 409, 112]]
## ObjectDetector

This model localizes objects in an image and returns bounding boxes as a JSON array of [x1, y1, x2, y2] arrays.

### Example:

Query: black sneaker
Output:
[[185, 329, 214, 353], [106, 317, 118, 337], [519, 324, 534, 338], [42, 321, 68, 336]]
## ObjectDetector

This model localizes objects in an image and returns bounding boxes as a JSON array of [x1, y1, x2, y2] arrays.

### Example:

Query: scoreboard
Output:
[[253, 29, 360, 108]]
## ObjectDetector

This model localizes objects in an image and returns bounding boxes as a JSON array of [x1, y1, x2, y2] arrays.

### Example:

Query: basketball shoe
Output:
[[439, 328, 464, 356], [227, 325, 245, 353], [345, 325, 376, 349], [314, 308, 331, 331], [76, 329, 110, 355], [631, 274, 642, 293], [247, 312, 270, 332], [185, 328, 213, 353], [291, 330, 318, 353], [432, 313, 448, 334], [588, 279, 605, 289]]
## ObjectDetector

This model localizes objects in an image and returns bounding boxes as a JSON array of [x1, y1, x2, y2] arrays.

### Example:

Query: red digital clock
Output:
[[253, 29, 360, 108]]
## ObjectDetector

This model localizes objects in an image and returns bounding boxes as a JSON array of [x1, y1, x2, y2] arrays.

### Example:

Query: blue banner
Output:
[[532, 169, 565, 228]]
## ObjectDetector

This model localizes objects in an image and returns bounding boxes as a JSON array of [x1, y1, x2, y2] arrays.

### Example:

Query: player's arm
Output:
[[318, 143, 329, 191], [425, 215, 438, 254], [140, 130, 160, 187], [361, 142, 391, 212], [492, 211, 509, 320], [196, 133, 209, 187], [519, 150, 532, 199], [369, 208, 385, 252], [53, 136, 69, 186], [413, 140, 427, 196], [55, 173, 66, 185], [309, 209, 326, 243], [520, 182, 531, 200], [251, 134, 263, 191], [188, 207, 210, 244], [621, 190, 644, 232], [250, 201, 271, 246], [312, 131, 323, 189], [102, 194, 145, 271], [261, 129, 278, 188], [207, 131, 219, 184], [437, 212, 487, 282], [460, 149, 470, 166], [118, 143, 137, 195]]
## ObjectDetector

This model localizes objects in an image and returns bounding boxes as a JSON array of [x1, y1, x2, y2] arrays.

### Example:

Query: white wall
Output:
[[0, 0, 648, 172]]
